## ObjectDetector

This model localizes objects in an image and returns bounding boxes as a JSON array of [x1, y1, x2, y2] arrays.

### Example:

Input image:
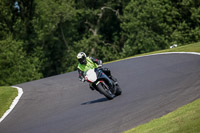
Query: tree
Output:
[[32, 0, 77, 76], [74, 0, 127, 61], [0, 36, 42, 85], [170, 0, 200, 44], [121, 0, 174, 57]]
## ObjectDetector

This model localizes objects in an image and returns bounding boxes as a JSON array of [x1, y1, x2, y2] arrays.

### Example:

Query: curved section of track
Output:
[[0, 53, 200, 133]]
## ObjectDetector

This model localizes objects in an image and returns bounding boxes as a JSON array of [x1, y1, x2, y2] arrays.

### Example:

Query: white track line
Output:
[[0, 52, 199, 123], [0, 86, 23, 123], [128, 52, 200, 60]]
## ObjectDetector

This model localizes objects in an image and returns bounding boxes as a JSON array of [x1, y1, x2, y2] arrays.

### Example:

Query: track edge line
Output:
[[129, 52, 200, 60], [0, 86, 23, 123]]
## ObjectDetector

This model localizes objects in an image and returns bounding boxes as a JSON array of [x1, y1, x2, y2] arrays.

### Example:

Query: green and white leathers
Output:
[[77, 57, 98, 72]]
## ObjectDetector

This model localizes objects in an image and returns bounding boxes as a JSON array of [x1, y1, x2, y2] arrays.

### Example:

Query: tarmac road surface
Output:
[[0, 53, 200, 133]]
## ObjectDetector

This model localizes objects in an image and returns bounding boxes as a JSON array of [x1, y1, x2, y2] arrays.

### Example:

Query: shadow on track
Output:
[[81, 97, 108, 105]]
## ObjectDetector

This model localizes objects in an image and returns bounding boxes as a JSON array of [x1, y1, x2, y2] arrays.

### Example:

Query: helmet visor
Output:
[[78, 57, 86, 64]]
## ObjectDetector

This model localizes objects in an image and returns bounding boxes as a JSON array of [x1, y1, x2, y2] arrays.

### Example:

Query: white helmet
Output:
[[77, 52, 87, 64]]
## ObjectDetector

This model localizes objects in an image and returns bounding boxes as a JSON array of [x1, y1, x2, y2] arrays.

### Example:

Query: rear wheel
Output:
[[97, 81, 114, 100]]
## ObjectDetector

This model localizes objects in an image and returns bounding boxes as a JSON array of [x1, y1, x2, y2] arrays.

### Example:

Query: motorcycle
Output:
[[84, 68, 122, 100]]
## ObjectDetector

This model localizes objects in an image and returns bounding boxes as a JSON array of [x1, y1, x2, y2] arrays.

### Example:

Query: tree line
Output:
[[1, 0, 200, 85]]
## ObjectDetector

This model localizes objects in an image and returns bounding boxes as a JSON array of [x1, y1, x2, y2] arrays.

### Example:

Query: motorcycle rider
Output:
[[77, 52, 117, 90]]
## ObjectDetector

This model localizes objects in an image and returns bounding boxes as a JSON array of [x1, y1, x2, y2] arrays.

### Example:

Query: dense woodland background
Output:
[[1, 0, 200, 85]]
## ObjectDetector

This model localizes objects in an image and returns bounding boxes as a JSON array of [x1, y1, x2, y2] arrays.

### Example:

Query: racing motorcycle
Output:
[[85, 68, 122, 100]]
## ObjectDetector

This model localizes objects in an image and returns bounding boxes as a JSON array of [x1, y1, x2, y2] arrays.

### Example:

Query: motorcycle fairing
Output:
[[94, 68, 114, 89]]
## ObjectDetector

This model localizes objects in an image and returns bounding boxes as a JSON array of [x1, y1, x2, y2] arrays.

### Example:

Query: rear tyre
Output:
[[97, 82, 114, 100]]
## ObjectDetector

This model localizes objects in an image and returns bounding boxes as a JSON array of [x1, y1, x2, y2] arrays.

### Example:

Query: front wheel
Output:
[[97, 81, 114, 100], [115, 85, 122, 96]]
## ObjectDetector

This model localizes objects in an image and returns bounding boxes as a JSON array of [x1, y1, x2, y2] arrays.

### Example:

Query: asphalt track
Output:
[[0, 53, 200, 133]]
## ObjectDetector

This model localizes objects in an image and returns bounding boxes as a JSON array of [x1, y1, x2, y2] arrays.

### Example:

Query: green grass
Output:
[[123, 42, 200, 133], [106, 42, 200, 64], [141, 42, 200, 54], [124, 98, 200, 133], [0, 86, 18, 118]]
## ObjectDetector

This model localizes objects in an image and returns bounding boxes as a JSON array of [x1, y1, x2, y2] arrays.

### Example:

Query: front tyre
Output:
[[115, 85, 122, 96], [97, 82, 114, 100]]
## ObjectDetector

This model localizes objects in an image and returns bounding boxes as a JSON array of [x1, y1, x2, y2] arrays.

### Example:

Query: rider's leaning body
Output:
[[77, 52, 115, 83], [77, 56, 102, 81]]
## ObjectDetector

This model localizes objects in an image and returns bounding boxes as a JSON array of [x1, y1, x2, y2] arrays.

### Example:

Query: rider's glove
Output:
[[98, 60, 103, 68]]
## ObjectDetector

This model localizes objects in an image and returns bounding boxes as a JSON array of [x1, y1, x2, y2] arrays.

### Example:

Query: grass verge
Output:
[[106, 42, 200, 64], [123, 42, 200, 133], [0, 86, 18, 118], [124, 98, 200, 133]]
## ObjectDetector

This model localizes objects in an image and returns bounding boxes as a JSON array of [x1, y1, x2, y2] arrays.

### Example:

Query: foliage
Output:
[[121, 0, 200, 56], [0, 37, 42, 85], [0, 0, 200, 85]]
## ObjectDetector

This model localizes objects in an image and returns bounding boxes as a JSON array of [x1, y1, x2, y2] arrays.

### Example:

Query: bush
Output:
[[0, 37, 42, 85]]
